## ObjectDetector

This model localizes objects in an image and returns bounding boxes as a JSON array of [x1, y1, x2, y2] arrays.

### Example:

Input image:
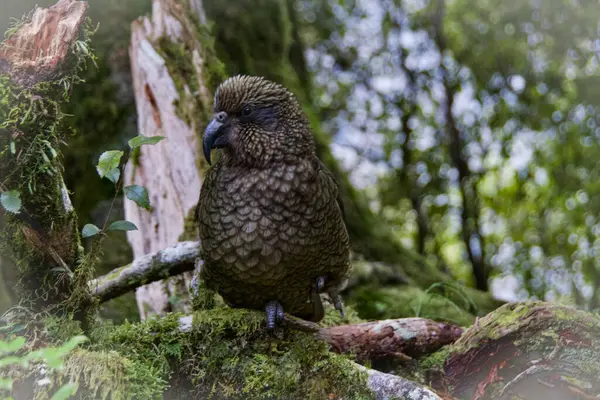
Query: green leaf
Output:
[[96, 150, 123, 180], [50, 382, 78, 400], [105, 167, 121, 184], [0, 337, 25, 356], [0, 190, 21, 214], [123, 185, 150, 210], [0, 376, 13, 391], [128, 135, 165, 149], [82, 224, 101, 238], [58, 335, 88, 353], [0, 356, 27, 368], [107, 220, 138, 232]]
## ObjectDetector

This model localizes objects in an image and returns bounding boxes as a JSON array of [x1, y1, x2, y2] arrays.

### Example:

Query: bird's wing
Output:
[[195, 162, 221, 237], [315, 157, 346, 221]]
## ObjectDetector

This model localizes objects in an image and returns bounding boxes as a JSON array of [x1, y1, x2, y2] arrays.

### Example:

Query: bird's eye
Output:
[[242, 106, 252, 116]]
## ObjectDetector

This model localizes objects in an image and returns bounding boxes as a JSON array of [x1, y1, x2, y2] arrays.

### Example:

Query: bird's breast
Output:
[[201, 162, 328, 277]]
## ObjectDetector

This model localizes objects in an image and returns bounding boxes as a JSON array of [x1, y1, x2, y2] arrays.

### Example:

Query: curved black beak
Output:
[[202, 117, 229, 165]]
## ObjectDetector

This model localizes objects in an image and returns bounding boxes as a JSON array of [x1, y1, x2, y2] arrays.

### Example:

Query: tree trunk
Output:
[[125, 0, 217, 319], [0, 0, 92, 319], [425, 302, 600, 399]]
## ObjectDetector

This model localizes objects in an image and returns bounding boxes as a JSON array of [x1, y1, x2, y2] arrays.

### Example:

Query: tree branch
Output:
[[178, 313, 463, 364], [90, 241, 415, 304], [357, 363, 443, 400], [89, 240, 200, 303], [316, 318, 464, 363]]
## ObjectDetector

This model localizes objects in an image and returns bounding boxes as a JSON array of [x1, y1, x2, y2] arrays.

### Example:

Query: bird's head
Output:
[[202, 75, 314, 167]]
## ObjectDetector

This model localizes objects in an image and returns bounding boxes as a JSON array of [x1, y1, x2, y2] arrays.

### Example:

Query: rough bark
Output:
[[426, 301, 600, 399], [126, 0, 213, 319], [316, 318, 464, 365], [0, 0, 90, 314]]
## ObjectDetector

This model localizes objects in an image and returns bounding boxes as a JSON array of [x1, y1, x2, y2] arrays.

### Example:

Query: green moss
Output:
[[178, 206, 198, 242], [154, 3, 227, 179], [319, 300, 364, 327], [33, 349, 166, 400], [0, 15, 96, 315], [99, 308, 374, 399]]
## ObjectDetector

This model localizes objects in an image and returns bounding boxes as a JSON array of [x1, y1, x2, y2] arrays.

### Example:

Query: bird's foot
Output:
[[265, 300, 285, 330], [315, 276, 344, 318], [328, 291, 345, 318]]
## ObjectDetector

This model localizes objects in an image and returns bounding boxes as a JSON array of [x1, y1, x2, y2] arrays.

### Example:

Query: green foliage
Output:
[[84, 128, 164, 243], [0, 335, 87, 399], [123, 185, 150, 210], [128, 135, 165, 149], [96, 150, 123, 184], [349, 285, 475, 327], [298, 0, 600, 307], [107, 221, 137, 232], [82, 224, 101, 238]]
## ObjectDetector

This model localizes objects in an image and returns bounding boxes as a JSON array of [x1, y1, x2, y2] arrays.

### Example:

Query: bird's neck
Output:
[[221, 146, 314, 170]]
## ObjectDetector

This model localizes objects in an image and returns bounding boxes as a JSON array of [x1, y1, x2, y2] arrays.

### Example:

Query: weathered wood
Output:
[[357, 364, 442, 400], [126, 0, 212, 319], [0, 0, 88, 87], [316, 318, 464, 363]]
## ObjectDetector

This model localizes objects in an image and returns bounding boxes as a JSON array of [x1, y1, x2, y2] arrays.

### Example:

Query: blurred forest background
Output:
[[2, 0, 600, 320]]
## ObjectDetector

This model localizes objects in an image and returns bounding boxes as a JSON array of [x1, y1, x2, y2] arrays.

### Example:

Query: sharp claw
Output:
[[329, 292, 345, 318], [316, 276, 325, 292], [265, 300, 284, 329]]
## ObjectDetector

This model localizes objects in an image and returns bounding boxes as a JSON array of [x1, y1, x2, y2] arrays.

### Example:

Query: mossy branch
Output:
[[89, 240, 200, 303], [177, 314, 464, 367], [0, 0, 94, 317], [154, 312, 450, 399]]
